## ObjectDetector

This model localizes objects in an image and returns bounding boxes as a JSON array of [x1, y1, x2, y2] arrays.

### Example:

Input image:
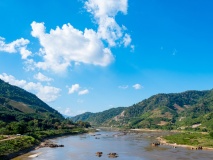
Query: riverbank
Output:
[[157, 132, 213, 151], [129, 128, 213, 151], [0, 128, 88, 160], [130, 128, 181, 133], [12, 129, 213, 160], [157, 137, 213, 150]]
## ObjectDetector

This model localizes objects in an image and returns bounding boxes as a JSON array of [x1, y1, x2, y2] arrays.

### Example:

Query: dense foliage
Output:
[[71, 107, 126, 125], [72, 89, 213, 132], [0, 127, 88, 158], [0, 79, 63, 123], [0, 79, 91, 158], [0, 136, 38, 156]]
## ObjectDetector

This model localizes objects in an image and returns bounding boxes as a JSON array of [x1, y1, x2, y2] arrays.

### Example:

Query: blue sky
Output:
[[0, 0, 213, 116]]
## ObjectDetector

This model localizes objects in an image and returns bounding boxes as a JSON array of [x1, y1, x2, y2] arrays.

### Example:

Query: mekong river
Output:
[[13, 130, 213, 160]]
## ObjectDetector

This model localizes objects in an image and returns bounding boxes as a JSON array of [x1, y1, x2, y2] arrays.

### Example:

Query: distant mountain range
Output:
[[71, 89, 213, 131], [0, 79, 64, 122]]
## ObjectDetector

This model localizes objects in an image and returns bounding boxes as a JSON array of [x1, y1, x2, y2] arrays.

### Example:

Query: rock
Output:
[[108, 153, 118, 158], [151, 142, 160, 146], [198, 146, 203, 150], [96, 152, 103, 157]]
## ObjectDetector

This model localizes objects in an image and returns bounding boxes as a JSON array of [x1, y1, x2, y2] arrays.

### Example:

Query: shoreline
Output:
[[157, 137, 213, 151], [4, 128, 213, 159], [130, 128, 213, 151], [130, 128, 181, 133], [1, 130, 89, 160]]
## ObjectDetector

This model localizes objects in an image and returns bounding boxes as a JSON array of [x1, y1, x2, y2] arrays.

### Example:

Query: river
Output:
[[13, 130, 213, 160]]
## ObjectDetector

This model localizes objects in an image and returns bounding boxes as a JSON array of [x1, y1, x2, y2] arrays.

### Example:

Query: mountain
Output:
[[72, 89, 213, 131], [71, 107, 126, 126], [0, 79, 64, 122]]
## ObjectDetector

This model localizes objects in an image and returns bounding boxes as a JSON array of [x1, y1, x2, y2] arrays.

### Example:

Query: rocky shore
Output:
[[36, 140, 64, 149]]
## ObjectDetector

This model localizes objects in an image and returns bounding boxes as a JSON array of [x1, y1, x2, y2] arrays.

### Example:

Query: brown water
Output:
[[13, 130, 213, 160]]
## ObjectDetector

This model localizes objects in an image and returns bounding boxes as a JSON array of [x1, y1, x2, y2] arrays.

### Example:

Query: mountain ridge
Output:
[[71, 89, 213, 131], [0, 79, 64, 122]]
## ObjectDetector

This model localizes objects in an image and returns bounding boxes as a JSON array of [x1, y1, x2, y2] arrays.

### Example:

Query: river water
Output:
[[13, 130, 213, 160]]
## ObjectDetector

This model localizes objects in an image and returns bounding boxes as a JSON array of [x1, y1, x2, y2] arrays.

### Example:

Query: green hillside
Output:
[[0, 79, 63, 123], [72, 89, 213, 131], [71, 107, 126, 125]]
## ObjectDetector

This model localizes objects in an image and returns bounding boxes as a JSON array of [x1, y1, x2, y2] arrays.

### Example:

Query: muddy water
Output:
[[13, 131, 213, 160]]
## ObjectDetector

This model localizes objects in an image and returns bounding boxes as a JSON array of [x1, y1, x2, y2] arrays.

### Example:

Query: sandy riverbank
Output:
[[130, 129, 213, 151], [130, 128, 181, 132]]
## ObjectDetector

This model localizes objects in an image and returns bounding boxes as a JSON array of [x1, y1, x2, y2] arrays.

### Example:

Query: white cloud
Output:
[[0, 37, 32, 59], [1, 0, 132, 74], [0, 73, 60, 102], [0, 73, 26, 87], [68, 84, 89, 95], [68, 84, 80, 94], [30, 21, 114, 73], [78, 89, 89, 95], [34, 84, 61, 103], [58, 107, 87, 116], [85, 0, 131, 47], [85, 0, 128, 17], [133, 84, 143, 90], [123, 34, 132, 47], [34, 72, 53, 82], [118, 85, 129, 89], [64, 108, 73, 116]]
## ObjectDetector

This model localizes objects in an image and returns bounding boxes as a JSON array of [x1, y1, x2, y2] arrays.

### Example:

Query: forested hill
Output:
[[71, 107, 126, 125], [0, 79, 63, 122], [72, 89, 213, 131]]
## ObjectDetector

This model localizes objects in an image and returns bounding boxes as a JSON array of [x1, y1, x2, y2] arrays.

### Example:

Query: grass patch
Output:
[[0, 136, 38, 156], [164, 132, 213, 148]]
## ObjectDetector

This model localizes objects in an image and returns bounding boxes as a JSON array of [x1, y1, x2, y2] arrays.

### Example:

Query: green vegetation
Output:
[[0, 127, 87, 157], [0, 79, 91, 158], [26, 128, 86, 140], [0, 118, 90, 157], [0, 135, 6, 140], [0, 136, 38, 156], [71, 107, 126, 126], [164, 132, 213, 148], [72, 89, 213, 133], [0, 79, 63, 123]]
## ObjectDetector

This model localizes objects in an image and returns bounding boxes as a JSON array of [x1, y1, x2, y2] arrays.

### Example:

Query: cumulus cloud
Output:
[[78, 89, 89, 95], [1, 0, 133, 74], [68, 84, 80, 94], [34, 72, 53, 82], [85, 0, 131, 47], [0, 73, 60, 102], [0, 37, 32, 59], [68, 84, 89, 95], [133, 84, 143, 90], [30, 21, 114, 73]]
